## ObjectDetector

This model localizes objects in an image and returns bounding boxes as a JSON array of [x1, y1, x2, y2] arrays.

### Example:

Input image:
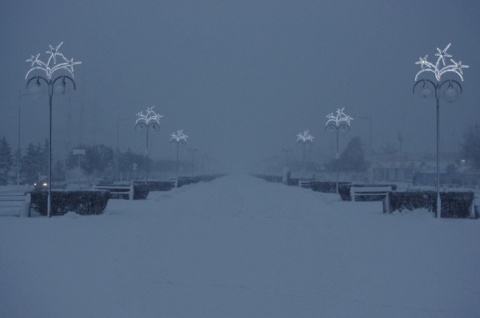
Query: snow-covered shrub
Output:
[[30, 190, 110, 216], [385, 191, 475, 218]]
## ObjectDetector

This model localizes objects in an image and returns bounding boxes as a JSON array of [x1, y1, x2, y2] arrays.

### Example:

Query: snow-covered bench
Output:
[[298, 179, 312, 189], [93, 184, 134, 200], [0, 192, 31, 217], [350, 186, 392, 210]]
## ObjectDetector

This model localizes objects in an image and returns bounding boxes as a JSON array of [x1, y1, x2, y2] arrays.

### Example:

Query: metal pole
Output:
[[176, 142, 179, 179], [17, 91, 21, 188], [146, 128, 149, 183], [336, 128, 339, 195], [303, 142, 306, 178], [369, 118, 373, 183], [436, 95, 441, 218], [116, 118, 119, 182], [48, 85, 53, 218]]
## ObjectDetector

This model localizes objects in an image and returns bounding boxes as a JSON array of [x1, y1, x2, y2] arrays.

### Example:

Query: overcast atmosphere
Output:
[[1, 0, 479, 173]]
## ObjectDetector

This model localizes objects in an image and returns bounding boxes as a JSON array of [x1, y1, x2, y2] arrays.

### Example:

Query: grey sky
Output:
[[1, 0, 479, 172]]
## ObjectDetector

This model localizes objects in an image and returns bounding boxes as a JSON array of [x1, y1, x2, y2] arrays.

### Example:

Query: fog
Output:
[[1, 0, 479, 173]]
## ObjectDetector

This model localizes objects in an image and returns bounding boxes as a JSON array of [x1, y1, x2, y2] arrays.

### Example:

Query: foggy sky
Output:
[[1, 0, 479, 172]]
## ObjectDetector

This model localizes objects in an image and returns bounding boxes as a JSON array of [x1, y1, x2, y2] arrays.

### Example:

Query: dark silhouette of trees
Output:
[[21, 141, 48, 183], [337, 136, 368, 172]]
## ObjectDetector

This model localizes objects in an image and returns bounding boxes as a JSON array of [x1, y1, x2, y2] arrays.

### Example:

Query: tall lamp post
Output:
[[170, 130, 188, 180], [326, 108, 353, 194], [25, 42, 81, 217], [135, 106, 163, 183], [413, 43, 468, 218], [296, 130, 314, 178]]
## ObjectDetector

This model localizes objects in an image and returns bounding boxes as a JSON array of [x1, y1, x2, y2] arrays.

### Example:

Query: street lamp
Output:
[[326, 108, 353, 194], [170, 130, 188, 180], [296, 130, 314, 178], [135, 106, 163, 183], [413, 43, 468, 218], [25, 42, 81, 217]]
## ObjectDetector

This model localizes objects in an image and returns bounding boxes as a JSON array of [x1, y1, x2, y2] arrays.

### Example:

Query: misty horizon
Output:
[[1, 0, 479, 173]]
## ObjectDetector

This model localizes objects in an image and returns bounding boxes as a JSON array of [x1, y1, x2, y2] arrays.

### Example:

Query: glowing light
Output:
[[415, 43, 468, 81], [135, 106, 163, 127], [25, 42, 82, 80], [170, 130, 188, 143], [297, 130, 314, 143], [326, 108, 353, 127]]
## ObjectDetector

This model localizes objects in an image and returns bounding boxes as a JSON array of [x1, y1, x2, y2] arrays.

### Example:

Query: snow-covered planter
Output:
[[384, 191, 476, 218], [30, 190, 110, 216]]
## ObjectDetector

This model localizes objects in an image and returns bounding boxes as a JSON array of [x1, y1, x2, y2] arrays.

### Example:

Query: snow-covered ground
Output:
[[1, 174, 479, 317]]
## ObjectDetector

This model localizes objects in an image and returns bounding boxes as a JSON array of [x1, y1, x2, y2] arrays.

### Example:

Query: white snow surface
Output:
[[1, 174, 479, 318]]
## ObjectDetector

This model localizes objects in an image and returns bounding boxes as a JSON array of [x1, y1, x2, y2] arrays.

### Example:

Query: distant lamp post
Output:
[[413, 43, 468, 218], [296, 130, 314, 178], [326, 108, 353, 194], [25, 42, 81, 217], [170, 130, 188, 180], [135, 106, 163, 183]]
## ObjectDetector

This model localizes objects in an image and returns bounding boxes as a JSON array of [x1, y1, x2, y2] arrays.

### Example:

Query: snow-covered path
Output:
[[1, 175, 479, 317]]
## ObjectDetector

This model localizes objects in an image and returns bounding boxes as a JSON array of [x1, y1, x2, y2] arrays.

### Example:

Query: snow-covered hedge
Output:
[[30, 190, 110, 216], [384, 191, 476, 218], [311, 181, 350, 193]]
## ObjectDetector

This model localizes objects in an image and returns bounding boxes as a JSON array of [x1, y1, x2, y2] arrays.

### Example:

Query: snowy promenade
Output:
[[1, 175, 479, 317]]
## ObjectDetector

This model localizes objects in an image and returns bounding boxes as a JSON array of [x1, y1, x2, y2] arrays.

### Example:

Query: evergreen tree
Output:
[[337, 136, 368, 172], [0, 136, 13, 185], [21, 142, 46, 183]]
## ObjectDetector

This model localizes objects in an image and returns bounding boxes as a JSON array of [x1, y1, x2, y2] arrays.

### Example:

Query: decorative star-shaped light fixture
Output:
[[326, 108, 353, 127], [415, 43, 468, 81], [297, 130, 314, 143], [170, 130, 188, 143], [135, 106, 163, 127], [25, 41, 81, 80]]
